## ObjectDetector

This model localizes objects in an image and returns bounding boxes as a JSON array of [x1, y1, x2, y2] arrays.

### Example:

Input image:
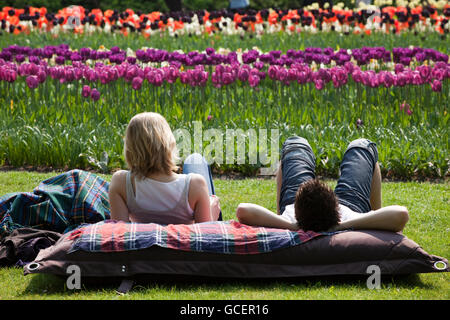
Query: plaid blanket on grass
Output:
[[0, 170, 110, 237], [68, 220, 325, 255]]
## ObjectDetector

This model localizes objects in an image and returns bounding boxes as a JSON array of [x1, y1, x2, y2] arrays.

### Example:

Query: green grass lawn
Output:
[[0, 171, 448, 300]]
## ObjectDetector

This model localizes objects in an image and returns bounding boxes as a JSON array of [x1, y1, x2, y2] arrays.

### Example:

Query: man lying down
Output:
[[236, 136, 409, 233]]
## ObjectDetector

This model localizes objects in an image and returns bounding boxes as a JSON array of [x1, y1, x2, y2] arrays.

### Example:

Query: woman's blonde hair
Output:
[[124, 112, 178, 178]]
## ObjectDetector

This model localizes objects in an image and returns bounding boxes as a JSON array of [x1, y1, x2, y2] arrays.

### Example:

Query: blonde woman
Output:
[[108, 112, 221, 224]]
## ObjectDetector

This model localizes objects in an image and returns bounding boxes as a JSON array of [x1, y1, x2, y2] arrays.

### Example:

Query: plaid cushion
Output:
[[68, 220, 326, 255], [0, 170, 110, 237]]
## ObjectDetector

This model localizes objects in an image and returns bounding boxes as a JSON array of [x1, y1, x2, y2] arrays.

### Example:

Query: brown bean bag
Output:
[[24, 228, 448, 279]]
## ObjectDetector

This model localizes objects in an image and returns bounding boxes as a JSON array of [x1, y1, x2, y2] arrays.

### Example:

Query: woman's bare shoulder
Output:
[[186, 173, 208, 201], [110, 170, 128, 191]]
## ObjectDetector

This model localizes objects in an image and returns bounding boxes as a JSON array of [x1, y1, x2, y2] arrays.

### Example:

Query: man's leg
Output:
[[370, 162, 382, 210], [334, 138, 379, 213], [278, 136, 316, 215], [276, 163, 282, 214], [183, 153, 222, 220]]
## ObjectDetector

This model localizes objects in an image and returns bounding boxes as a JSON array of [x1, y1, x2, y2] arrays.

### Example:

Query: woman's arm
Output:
[[189, 174, 221, 223], [108, 171, 131, 222], [236, 203, 298, 230], [334, 205, 409, 232]]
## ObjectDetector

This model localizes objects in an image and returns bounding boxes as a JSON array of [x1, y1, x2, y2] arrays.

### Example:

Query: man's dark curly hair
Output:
[[294, 179, 340, 232]]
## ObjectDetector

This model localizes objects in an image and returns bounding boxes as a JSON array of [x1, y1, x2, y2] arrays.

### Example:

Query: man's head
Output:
[[294, 179, 340, 232]]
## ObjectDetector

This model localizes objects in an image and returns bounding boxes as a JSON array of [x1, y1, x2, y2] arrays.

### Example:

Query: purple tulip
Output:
[[15, 54, 25, 63], [394, 64, 404, 74], [153, 73, 163, 87], [287, 68, 298, 82], [367, 72, 379, 88], [6, 69, 17, 82], [132, 76, 143, 90], [417, 65, 431, 81], [415, 52, 426, 62], [18, 63, 28, 76], [431, 79, 442, 92], [211, 71, 221, 88], [332, 74, 341, 88], [84, 68, 98, 82], [254, 61, 264, 70], [222, 72, 234, 85], [90, 88, 101, 101], [166, 66, 180, 83], [198, 70, 209, 86], [125, 67, 137, 82], [82, 85, 91, 98], [73, 67, 83, 81], [248, 74, 260, 87], [396, 73, 407, 87], [25, 75, 39, 89], [110, 46, 121, 54], [381, 71, 394, 88], [295, 71, 305, 84], [80, 47, 91, 58], [276, 67, 288, 82], [431, 68, 446, 81], [412, 73, 422, 85], [314, 79, 325, 90], [29, 56, 40, 64], [55, 56, 65, 65], [180, 72, 190, 84], [268, 66, 278, 80], [270, 50, 282, 59], [127, 56, 136, 64], [36, 70, 46, 83], [318, 68, 331, 83], [238, 68, 249, 82], [351, 70, 363, 83], [64, 68, 75, 82]]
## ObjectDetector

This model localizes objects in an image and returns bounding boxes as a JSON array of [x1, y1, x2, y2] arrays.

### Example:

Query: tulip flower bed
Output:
[[0, 43, 448, 178], [1, 4, 449, 38]]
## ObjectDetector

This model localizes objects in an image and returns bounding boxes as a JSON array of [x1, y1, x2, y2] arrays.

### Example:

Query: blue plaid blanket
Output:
[[0, 170, 110, 237], [68, 220, 326, 255]]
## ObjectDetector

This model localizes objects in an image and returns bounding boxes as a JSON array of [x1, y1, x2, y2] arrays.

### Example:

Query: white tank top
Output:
[[126, 171, 194, 225]]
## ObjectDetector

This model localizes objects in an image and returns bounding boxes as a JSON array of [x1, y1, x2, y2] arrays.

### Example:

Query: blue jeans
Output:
[[183, 153, 222, 221], [279, 137, 378, 214]]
